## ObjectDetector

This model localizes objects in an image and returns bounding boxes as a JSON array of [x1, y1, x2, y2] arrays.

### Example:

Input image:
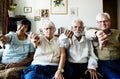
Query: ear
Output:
[[53, 28, 56, 33]]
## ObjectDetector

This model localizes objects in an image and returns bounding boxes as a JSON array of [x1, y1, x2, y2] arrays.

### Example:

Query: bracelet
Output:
[[58, 68, 64, 73]]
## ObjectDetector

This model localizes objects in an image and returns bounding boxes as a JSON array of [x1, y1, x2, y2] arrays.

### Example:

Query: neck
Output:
[[46, 36, 53, 41], [75, 36, 82, 41], [17, 33, 26, 40]]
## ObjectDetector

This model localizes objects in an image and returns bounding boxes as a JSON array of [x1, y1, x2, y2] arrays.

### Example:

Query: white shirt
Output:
[[31, 35, 60, 66], [59, 34, 98, 70]]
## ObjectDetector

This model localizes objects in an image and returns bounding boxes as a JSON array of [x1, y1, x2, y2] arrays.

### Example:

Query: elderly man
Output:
[[59, 18, 101, 79], [85, 12, 120, 79]]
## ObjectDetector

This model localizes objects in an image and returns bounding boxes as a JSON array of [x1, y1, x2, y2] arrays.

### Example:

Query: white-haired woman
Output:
[[21, 21, 66, 79]]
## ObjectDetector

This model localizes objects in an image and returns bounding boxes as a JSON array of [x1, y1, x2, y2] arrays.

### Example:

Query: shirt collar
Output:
[[73, 35, 85, 43]]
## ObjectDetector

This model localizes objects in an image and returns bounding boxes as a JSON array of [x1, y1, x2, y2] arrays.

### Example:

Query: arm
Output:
[[85, 28, 108, 50], [53, 47, 66, 79], [5, 52, 34, 68], [29, 32, 40, 48], [85, 40, 102, 79], [58, 47, 66, 72], [0, 34, 10, 48]]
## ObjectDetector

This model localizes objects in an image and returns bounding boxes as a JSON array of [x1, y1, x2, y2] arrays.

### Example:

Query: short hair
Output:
[[43, 20, 56, 32], [72, 18, 84, 26], [17, 19, 31, 32], [96, 12, 111, 21]]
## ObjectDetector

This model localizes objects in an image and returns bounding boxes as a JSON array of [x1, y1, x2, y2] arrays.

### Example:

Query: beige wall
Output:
[[13, 0, 103, 34]]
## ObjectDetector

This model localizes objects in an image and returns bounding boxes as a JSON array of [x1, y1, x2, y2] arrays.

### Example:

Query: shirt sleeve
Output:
[[87, 40, 98, 70], [58, 34, 69, 48], [6, 32, 16, 43], [85, 28, 98, 40]]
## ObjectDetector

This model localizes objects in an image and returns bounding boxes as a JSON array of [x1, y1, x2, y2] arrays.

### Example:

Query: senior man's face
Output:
[[97, 15, 111, 31], [72, 21, 83, 37], [44, 25, 55, 39]]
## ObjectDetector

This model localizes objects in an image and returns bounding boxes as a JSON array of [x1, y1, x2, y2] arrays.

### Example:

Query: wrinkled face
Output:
[[72, 21, 83, 32], [97, 15, 111, 31], [72, 21, 83, 36], [44, 25, 55, 39], [17, 24, 28, 34]]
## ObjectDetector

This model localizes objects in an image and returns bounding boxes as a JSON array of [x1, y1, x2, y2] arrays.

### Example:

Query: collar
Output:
[[73, 35, 85, 43]]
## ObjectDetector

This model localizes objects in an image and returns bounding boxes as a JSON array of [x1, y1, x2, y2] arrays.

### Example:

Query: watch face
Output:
[[58, 68, 64, 73]]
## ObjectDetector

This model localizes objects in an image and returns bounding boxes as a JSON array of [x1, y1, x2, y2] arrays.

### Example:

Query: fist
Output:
[[64, 29, 74, 38]]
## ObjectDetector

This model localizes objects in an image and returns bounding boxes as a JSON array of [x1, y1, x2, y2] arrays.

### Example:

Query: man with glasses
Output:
[[85, 12, 120, 79]]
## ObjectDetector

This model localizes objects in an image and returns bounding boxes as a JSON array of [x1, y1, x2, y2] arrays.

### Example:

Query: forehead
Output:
[[73, 21, 83, 27], [44, 24, 54, 29], [18, 24, 28, 27], [97, 15, 109, 21]]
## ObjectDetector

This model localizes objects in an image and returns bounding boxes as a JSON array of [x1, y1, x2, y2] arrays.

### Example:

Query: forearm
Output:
[[85, 28, 98, 40], [58, 47, 66, 72], [16, 52, 34, 66]]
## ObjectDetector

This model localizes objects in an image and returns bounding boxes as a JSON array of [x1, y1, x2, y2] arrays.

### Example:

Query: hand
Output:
[[64, 29, 74, 38], [52, 70, 64, 79], [95, 30, 108, 50], [0, 34, 7, 48], [85, 69, 103, 79], [29, 32, 40, 48], [0, 34, 7, 44], [5, 63, 19, 69], [64, 29, 74, 45]]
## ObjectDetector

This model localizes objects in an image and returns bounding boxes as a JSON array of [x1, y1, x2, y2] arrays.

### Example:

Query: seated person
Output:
[[85, 12, 120, 79], [21, 20, 66, 79], [59, 18, 102, 79], [0, 19, 35, 79]]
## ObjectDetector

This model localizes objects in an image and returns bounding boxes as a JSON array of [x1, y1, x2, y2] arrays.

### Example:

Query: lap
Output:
[[98, 60, 120, 79], [0, 66, 25, 79], [22, 65, 57, 79]]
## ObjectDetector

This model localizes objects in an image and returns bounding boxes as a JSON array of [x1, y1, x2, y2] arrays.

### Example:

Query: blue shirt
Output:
[[1, 32, 35, 64]]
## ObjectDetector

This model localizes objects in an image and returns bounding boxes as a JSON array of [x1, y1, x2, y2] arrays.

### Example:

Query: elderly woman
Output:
[[21, 20, 66, 79], [0, 19, 35, 79]]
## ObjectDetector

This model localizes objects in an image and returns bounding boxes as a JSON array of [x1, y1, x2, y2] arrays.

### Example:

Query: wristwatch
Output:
[[58, 68, 64, 73]]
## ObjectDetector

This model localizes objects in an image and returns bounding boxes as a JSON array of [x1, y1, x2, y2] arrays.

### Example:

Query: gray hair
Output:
[[96, 12, 111, 21], [72, 18, 84, 26], [43, 20, 56, 32]]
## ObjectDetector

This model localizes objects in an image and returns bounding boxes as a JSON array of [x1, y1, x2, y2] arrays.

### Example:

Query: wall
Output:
[[13, 0, 103, 34]]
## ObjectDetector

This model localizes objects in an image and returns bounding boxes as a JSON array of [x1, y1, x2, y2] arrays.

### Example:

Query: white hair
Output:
[[72, 18, 84, 26], [96, 12, 111, 21], [43, 20, 56, 32]]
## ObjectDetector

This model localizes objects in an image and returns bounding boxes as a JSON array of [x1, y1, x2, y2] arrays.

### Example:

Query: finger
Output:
[[84, 70, 88, 74], [67, 31, 72, 38], [52, 76, 55, 79], [64, 29, 68, 36], [94, 73, 98, 79], [99, 43, 103, 50], [66, 30, 71, 37], [5, 64, 9, 69], [97, 72, 103, 78], [68, 31, 74, 38], [29, 32, 34, 39]]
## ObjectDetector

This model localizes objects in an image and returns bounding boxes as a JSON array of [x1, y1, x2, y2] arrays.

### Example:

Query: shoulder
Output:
[[111, 29, 120, 33]]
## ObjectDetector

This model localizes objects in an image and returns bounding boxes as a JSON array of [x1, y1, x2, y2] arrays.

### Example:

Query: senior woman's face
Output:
[[17, 24, 28, 34], [44, 25, 55, 40]]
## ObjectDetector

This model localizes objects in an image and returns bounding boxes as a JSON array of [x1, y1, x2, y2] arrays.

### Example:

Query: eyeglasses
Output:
[[97, 20, 109, 24]]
